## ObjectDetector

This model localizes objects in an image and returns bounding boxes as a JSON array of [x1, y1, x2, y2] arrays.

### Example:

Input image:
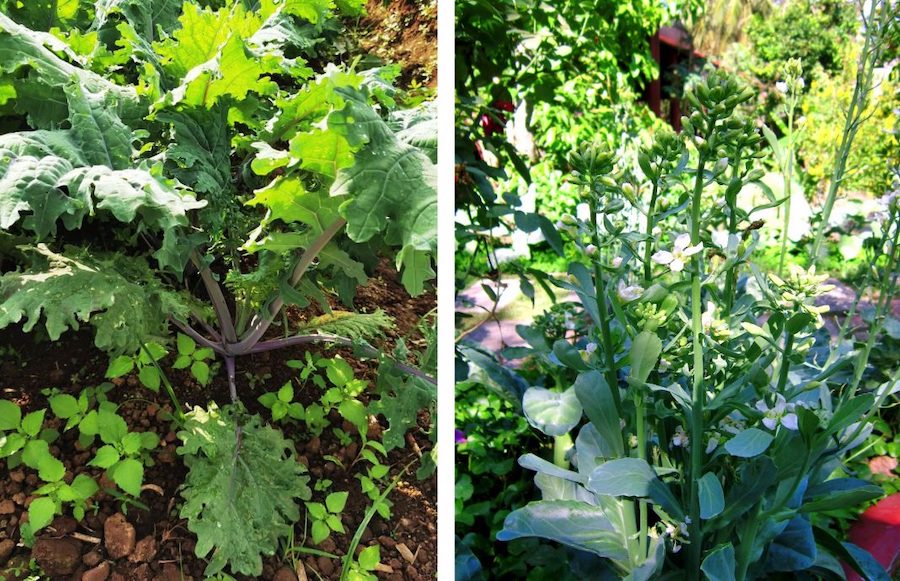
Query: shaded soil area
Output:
[[0, 261, 436, 580], [351, 0, 437, 89]]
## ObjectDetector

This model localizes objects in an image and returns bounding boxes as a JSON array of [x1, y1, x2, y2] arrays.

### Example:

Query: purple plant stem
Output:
[[225, 356, 237, 403], [168, 316, 226, 355], [248, 334, 436, 385], [232, 218, 346, 354], [191, 251, 237, 343]]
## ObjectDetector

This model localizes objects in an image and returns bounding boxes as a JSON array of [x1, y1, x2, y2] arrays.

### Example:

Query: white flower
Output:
[[776, 81, 789, 94], [672, 425, 689, 447], [713, 355, 727, 372], [612, 256, 623, 268], [705, 436, 719, 454], [755, 393, 798, 431], [797, 77, 805, 89], [617, 280, 644, 302], [585, 342, 598, 354], [652, 234, 703, 273], [585, 244, 598, 256]]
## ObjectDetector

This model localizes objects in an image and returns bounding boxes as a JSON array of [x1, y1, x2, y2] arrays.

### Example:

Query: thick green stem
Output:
[[778, 105, 795, 276], [643, 181, 660, 283], [735, 505, 762, 581], [777, 331, 795, 393], [635, 389, 649, 559], [553, 433, 573, 468], [590, 198, 622, 413], [723, 151, 743, 315], [687, 155, 708, 579]]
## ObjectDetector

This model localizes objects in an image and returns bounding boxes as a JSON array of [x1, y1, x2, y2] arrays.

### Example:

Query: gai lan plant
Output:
[[489, 70, 900, 580]]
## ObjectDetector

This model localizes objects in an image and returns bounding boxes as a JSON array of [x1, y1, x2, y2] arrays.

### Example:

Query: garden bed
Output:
[[0, 262, 436, 581]]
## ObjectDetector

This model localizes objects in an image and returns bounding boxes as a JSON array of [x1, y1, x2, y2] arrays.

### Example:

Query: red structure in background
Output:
[[644, 26, 713, 131], [844, 493, 900, 580]]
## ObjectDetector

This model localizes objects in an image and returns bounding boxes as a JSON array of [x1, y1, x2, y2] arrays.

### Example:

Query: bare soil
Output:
[[0, 261, 436, 580]]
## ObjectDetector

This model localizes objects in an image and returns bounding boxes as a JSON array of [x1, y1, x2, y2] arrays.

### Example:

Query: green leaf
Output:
[[587, 458, 658, 498], [307, 502, 327, 520], [311, 519, 330, 544], [338, 400, 367, 433], [258, 393, 277, 409], [177, 333, 196, 356], [522, 387, 582, 437], [97, 410, 128, 445], [724, 428, 774, 458], [277, 382, 294, 403], [325, 514, 344, 533], [64, 82, 132, 170], [287, 403, 305, 421], [191, 361, 210, 386], [21, 409, 45, 437], [0, 400, 22, 431], [629, 331, 662, 384], [111, 458, 143, 496], [701, 543, 736, 581], [699, 472, 725, 519], [290, 128, 354, 179], [122, 432, 143, 455], [325, 358, 354, 388], [497, 500, 629, 562], [27, 496, 57, 533], [140, 432, 159, 450], [138, 365, 161, 392], [90, 445, 121, 469], [173, 354, 192, 369], [373, 371, 434, 451], [801, 479, 883, 513], [767, 516, 816, 572], [325, 491, 348, 513], [358, 545, 380, 570], [106, 355, 135, 378], [176, 405, 311, 577], [49, 394, 80, 419]]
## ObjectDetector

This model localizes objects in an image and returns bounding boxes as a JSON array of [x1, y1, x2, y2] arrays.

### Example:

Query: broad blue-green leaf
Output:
[[519, 453, 584, 484], [64, 83, 132, 170], [573, 371, 624, 456], [699, 472, 725, 519], [724, 428, 773, 458], [629, 331, 662, 384], [575, 423, 618, 477], [522, 386, 582, 437], [497, 500, 629, 562], [701, 543, 736, 581], [801, 478, 883, 513], [587, 458, 657, 497], [767, 516, 816, 572]]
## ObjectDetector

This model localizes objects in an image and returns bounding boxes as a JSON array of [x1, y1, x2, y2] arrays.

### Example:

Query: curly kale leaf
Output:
[[0, 245, 191, 354], [177, 405, 311, 577]]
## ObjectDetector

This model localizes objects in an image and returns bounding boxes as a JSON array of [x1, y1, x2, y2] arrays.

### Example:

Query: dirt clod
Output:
[[51, 515, 77, 535], [0, 538, 14, 566], [32, 538, 81, 575], [0, 500, 14, 515], [82, 550, 102, 567], [273, 565, 299, 581], [82, 561, 111, 581], [128, 536, 157, 563], [103, 513, 135, 559], [316, 556, 335, 576]]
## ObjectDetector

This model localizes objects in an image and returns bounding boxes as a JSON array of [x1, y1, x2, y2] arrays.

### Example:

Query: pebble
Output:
[[0, 500, 14, 515], [103, 513, 136, 559], [82, 551, 102, 567], [50, 515, 77, 535], [81, 561, 111, 581], [273, 565, 298, 581], [378, 535, 395, 548], [9, 470, 24, 483], [316, 556, 334, 576], [32, 538, 81, 575], [128, 536, 157, 563], [0, 538, 14, 565]]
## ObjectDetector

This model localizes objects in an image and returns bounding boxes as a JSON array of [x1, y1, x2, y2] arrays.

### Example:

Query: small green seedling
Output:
[[355, 441, 392, 519], [258, 381, 305, 423], [105, 342, 168, 392], [23, 474, 98, 543], [82, 408, 158, 497], [306, 491, 348, 545], [171, 333, 215, 386], [346, 545, 381, 581], [314, 478, 334, 492], [46, 383, 113, 432], [0, 401, 60, 477]]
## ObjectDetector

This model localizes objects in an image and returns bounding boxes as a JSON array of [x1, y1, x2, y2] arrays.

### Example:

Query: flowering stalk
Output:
[[776, 61, 802, 276], [723, 150, 744, 314], [590, 197, 622, 414]]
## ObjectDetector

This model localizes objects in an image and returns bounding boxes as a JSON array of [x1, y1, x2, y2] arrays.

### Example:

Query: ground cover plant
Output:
[[455, 0, 899, 578], [0, 0, 437, 578]]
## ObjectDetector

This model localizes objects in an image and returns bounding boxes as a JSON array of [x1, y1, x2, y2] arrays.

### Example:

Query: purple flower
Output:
[[455, 429, 468, 444]]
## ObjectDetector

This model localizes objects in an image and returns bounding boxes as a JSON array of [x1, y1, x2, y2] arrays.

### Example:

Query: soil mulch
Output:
[[0, 260, 436, 581]]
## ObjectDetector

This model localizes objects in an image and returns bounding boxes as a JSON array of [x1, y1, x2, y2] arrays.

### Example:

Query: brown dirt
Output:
[[353, 0, 437, 89], [0, 261, 436, 580]]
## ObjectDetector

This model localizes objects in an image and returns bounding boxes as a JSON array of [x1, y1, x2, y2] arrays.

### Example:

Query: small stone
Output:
[[154, 563, 191, 581], [0, 538, 14, 566], [128, 536, 157, 563], [272, 566, 298, 581], [81, 561, 110, 581], [318, 537, 336, 554], [82, 551, 102, 567], [103, 513, 136, 559], [9, 470, 24, 483], [378, 535, 395, 548], [50, 515, 77, 535], [110, 573, 125, 581], [0, 500, 14, 515], [405, 564, 419, 579], [316, 556, 334, 576], [305, 437, 320, 454], [32, 538, 81, 575]]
